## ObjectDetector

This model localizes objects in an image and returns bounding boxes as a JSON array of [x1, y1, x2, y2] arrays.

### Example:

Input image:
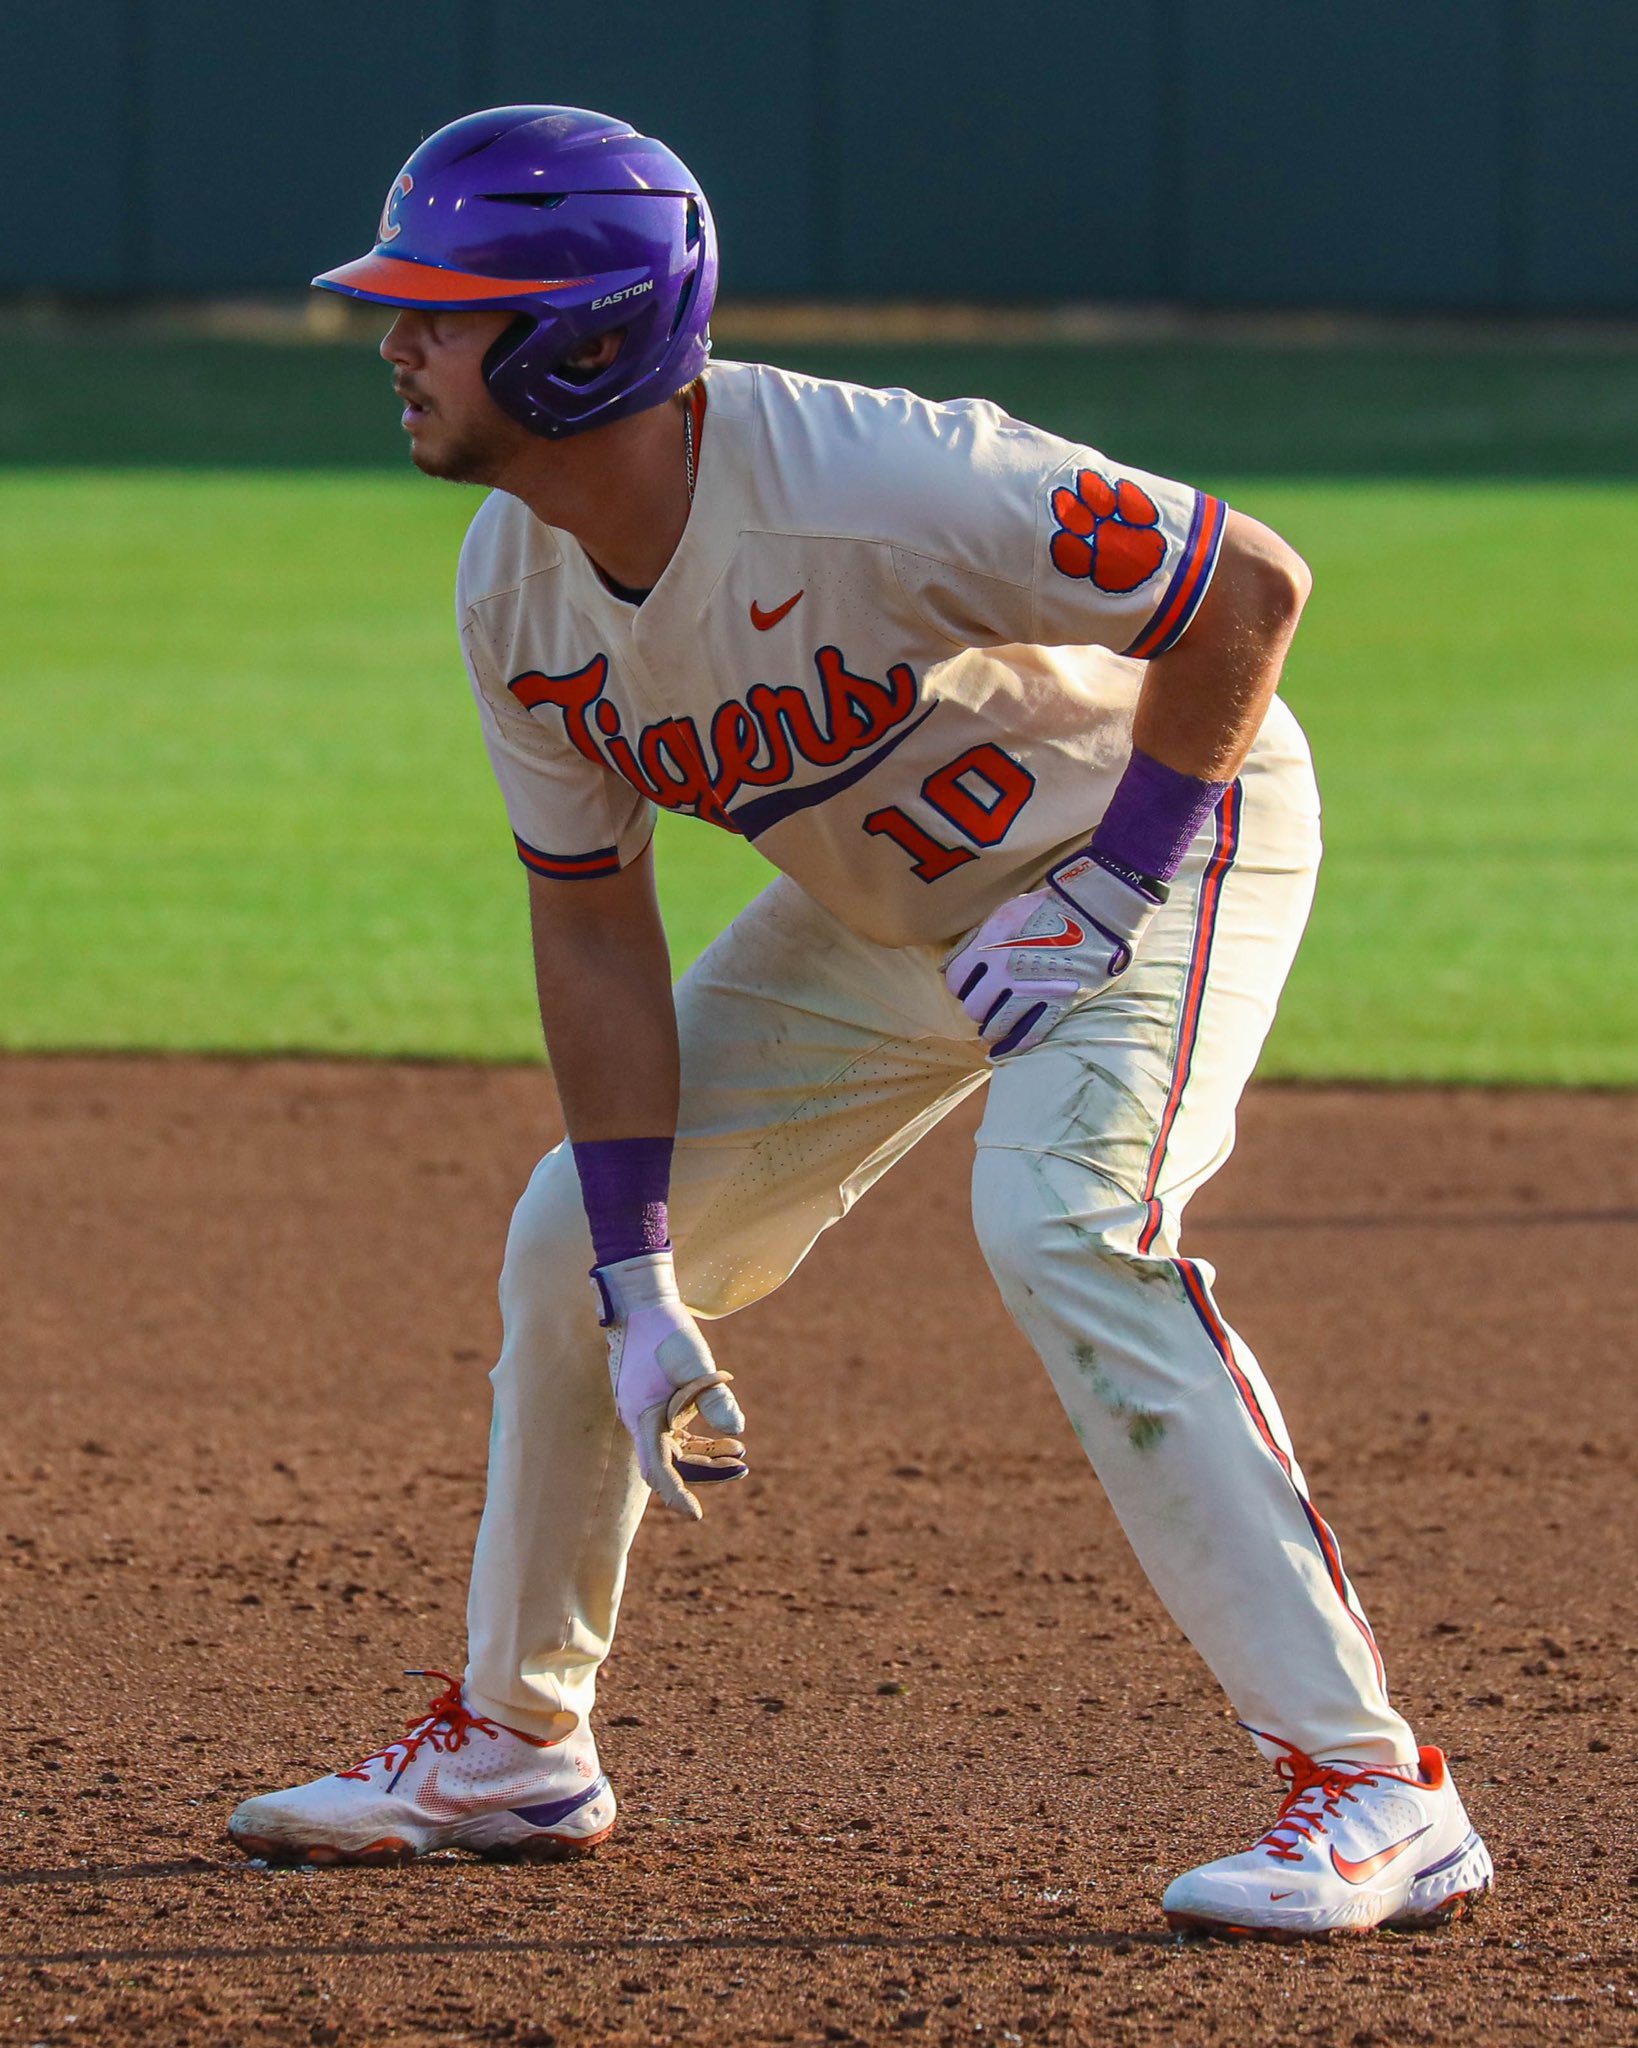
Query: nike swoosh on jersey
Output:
[[750, 590, 804, 630], [1330, 1824, 1431, 1885], [988, 914, 1085, 952]]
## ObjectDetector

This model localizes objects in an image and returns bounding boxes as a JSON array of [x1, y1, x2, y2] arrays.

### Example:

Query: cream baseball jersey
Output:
[[458, 359, 1260, 948]]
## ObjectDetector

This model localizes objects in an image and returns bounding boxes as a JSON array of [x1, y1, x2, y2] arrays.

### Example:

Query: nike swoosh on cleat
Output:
[[1330, 1824, 1431, 1884], [416, 1757, 567, 1820], [750, 591, 804, 630], [989, 914, 1085, 952]]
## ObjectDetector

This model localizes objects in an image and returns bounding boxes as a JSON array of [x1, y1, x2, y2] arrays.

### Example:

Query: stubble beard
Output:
[[410, 417, 514, 487]]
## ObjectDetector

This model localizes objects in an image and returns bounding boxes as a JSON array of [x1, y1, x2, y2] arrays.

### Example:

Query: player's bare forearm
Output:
[[527, 843, 680, 1141], [1133, 509, 1312, 783]]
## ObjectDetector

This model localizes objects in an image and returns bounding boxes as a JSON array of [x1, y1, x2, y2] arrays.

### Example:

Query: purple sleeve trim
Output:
[[571, 1135, 674, 1268], [1091, 747, 1229, 885], [1121, 493, 1227, 661]]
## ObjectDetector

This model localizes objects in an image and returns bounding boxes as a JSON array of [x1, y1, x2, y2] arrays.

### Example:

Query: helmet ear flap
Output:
[[483, 311, 631, 406], [552, 325, 630, 389]]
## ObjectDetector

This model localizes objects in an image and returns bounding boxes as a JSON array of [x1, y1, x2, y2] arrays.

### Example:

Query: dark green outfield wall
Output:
[[4, 1, 1635, 310]]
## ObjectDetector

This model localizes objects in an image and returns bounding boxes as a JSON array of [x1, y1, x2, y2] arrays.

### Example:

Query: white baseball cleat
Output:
[[1162, 1735, 1492, 1939], [227, 1671, 616, 1866]]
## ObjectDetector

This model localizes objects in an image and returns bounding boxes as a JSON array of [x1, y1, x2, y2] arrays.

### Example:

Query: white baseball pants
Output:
[[465, 711, 1417, 1769]]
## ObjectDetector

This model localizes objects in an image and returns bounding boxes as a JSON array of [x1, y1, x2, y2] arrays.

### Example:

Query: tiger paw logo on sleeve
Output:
[[1049, 470, 1168, 592]]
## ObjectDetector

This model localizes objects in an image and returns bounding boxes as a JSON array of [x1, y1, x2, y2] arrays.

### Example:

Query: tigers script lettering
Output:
[[508, 645, 920, 834]]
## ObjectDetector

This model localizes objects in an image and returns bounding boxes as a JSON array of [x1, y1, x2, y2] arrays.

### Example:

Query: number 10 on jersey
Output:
[[863, 743, 1036, 882]]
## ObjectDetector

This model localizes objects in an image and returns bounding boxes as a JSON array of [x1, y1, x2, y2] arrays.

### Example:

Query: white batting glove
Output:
[[591, 1251, 747, 1520], [944, 847, 1165, 1059]]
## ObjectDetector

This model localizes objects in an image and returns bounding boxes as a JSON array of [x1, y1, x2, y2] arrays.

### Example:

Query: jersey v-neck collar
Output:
[[595, 567, 655, 606]]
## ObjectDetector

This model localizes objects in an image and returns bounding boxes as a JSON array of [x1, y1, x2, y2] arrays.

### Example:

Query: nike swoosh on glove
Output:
[[942, 847, 1165, 1060], [591, 1251, 748, 1519]]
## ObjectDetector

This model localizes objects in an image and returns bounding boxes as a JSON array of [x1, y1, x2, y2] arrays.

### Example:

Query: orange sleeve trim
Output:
[[513, 835, 621, 881]]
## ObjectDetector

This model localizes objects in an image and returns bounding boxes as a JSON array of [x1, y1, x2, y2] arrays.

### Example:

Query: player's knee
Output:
[[970, 1145, 1146, 1300]]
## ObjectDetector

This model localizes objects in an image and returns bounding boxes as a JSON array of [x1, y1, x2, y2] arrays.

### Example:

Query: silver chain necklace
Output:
[[683, 394, 697, 502]]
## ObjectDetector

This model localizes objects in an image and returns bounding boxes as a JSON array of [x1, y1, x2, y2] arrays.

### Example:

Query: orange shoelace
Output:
[[338, 1671, 504, 1786], [1253, 1732, 1404, 1866]]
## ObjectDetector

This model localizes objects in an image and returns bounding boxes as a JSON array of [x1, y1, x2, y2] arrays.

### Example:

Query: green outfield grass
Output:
[[1264, 482, 1634, 1083], [2, 463, 1630, 1081], [2, 331, 1633, 1080], [0, 470, 771, 1061]]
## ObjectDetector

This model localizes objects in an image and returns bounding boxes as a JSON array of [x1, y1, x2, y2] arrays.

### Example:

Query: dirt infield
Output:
[[1, 1056, 1633, 2045]]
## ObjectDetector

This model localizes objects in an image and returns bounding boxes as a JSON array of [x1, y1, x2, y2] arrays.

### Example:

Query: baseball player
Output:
[[229, 105, 1492, 1938]]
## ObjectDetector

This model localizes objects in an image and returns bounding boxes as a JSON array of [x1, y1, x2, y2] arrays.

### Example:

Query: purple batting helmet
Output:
[[312, 105, 716, 439]]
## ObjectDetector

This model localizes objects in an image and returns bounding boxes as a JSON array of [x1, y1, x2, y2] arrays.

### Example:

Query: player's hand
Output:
[[591, 1251, 747, 1519], [943, 847, 1165, 1059]]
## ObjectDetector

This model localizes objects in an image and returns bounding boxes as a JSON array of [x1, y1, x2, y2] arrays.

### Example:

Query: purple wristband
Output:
[[1091, 747, 1229, 885], [571, 1135, 673, 1268]]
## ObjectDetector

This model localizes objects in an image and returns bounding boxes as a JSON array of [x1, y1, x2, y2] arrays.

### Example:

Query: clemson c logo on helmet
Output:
[[378, 172, 414, 245], [1049, 470, 1168, 594]]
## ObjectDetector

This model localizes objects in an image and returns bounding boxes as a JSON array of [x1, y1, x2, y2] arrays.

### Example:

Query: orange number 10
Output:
[[864, 743, 1036, 883]]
